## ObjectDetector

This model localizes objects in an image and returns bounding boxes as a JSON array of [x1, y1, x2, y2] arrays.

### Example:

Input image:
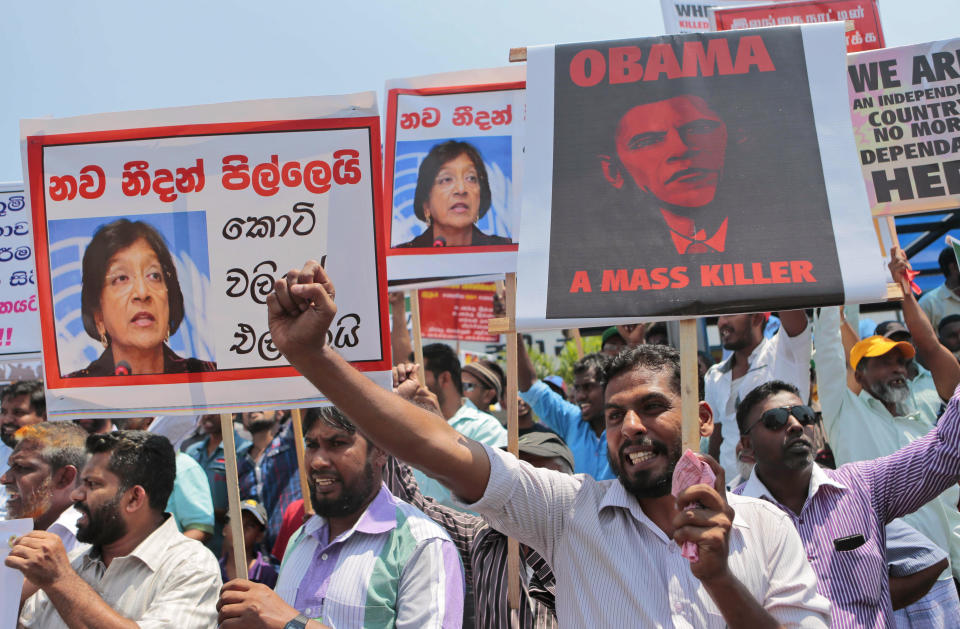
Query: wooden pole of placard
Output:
[[220, 413, 248, 580], [487, 274, 521, 609], [291, 408, 314, 517], [409, 290, 426, 381], [571, 328, 585, 359], [677, 320, 701, 454], [503, 273, 521, 609]]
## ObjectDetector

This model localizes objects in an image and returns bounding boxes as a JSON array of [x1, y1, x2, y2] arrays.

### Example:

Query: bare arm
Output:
[[40, 573, 139, 629], [891, 247, 960, 398], [389, 292, 414, 366], [267, 262, 491, 504], [182, 528, 211, 543], [777, 310, 808, 338], [517, 333, 536, 392], [6, 533, 138, 629], [890, 558, 948, 610]]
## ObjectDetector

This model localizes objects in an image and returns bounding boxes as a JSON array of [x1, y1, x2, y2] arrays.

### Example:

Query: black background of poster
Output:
[[545, 28, 845, 319]]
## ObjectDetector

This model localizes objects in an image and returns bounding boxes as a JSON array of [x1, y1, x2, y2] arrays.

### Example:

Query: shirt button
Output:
[[674, 602, 683, 612], [321, 553, 328, 560]]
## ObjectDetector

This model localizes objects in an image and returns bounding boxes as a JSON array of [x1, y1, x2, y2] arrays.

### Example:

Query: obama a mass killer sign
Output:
[[848, 38, 960, 216], [21, 94, 391, 419], [516, 24, 886, 329]]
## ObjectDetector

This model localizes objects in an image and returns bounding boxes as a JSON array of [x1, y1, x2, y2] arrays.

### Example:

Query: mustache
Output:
[[665, 167, 715, 185], [618, 436, 669, 458]]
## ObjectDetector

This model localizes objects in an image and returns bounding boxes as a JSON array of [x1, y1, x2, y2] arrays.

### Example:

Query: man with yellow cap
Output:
[[814, 247, 960, 587]]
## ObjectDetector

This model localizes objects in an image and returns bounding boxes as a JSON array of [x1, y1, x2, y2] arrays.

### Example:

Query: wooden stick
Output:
[[410, 290, 425, 381], [678, 320, 700, 454], [885, 215, 901, 249], [220, 413, 248, 580], [571, 328, 584, 359], [503, 272, 520, 610], [291, 408, 314, 517]]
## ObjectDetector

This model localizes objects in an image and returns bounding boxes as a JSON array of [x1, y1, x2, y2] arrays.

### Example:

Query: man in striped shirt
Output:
[[264, 261, 831, 628], [734, 379, 960, 627], [217, 406, 463, 629]]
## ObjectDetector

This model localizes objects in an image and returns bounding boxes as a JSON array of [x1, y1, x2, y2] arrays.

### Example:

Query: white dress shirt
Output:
[[458, 444, 831, 628], [19, 514, 221, 629]]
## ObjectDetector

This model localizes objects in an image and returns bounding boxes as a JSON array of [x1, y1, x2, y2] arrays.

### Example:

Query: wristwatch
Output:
[[284, 614, 310, 629]]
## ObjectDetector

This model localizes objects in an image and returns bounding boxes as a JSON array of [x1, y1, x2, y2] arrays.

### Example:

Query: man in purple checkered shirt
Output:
[[734, 378, 960, 628]]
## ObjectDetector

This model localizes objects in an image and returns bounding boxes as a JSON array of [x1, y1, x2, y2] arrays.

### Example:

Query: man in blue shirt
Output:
[[517, 337, 614, 480], [186, 414, 250, 556]]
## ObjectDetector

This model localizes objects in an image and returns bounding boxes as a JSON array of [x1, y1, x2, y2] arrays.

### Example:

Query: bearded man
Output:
[[6, 430, 222, 629], [216, 406, 463, 629], [813, 247, 960, 586]]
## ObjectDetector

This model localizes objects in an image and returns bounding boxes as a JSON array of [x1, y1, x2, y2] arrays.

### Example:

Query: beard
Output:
[[75, 490, 128, 547], [310, 459, 379, 519], [868, 380, 910, 407], [608, 434, 682, 500], [246, 418, 276, 434]]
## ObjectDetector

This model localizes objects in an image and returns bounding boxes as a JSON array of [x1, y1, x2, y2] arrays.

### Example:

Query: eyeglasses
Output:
[[744, 405, 817, 434], [463, 381, 487, 393]]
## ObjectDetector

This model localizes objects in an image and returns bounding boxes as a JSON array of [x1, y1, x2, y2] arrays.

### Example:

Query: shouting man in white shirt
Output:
[[262, 260, 831, 628]]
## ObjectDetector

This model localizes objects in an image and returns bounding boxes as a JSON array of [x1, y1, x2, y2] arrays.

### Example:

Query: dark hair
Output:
[[735, 380, 801, 434], [14, 421, 87, 473], [604, 345, 680, 395], [939, 314, 960, 333], [424, 342, 462, 394], [85, 430, 175, 511], [303, 406, 357, 435], [80, 219, 185, 343], [938, 247, 957, 277], [413, 141, 492, 222], [1, 379, 45, 418], [574, 353, 609, 385]]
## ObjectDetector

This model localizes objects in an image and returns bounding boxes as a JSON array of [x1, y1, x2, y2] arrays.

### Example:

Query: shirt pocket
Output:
[[826, 533, 885, 607]]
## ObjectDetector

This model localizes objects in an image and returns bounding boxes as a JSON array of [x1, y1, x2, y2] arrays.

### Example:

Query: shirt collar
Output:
[[659, 209, 728, 254], [740, 464, 845, 506], [305, 484, 397, 543]]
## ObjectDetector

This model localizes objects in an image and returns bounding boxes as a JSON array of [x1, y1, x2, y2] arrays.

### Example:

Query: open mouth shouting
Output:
[[131, 311, 156, 327]]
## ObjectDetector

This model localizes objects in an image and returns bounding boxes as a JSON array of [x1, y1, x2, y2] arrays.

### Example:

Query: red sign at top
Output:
[[712, 0, 884, 53]]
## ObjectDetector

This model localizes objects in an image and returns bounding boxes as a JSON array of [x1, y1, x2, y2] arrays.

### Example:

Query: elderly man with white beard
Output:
[[814, 247, 960, 587]]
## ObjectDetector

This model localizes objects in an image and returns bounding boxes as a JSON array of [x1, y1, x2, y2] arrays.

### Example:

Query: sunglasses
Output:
[[463, 381, 487, 393], [745, 405, 817, 433]]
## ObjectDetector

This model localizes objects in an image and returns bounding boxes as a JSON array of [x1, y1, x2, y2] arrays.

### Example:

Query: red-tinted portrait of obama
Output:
[[600, 95, 731, 255]]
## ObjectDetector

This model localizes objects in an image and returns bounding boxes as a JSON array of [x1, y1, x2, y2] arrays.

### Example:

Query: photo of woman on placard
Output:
[[67, 218, 216, 377], [397, 140, 513, 248]]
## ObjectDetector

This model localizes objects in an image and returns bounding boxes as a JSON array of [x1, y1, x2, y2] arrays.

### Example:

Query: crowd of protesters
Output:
[[3, 246, 960, 627]]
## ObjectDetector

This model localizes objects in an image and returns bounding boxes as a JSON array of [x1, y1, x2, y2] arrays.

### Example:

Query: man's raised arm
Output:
[[890, 247, 960, 399], [267, 261, 491, 503]]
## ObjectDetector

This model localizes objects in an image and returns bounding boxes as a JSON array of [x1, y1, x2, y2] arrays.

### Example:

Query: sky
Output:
[[0, 0, 955, 181]]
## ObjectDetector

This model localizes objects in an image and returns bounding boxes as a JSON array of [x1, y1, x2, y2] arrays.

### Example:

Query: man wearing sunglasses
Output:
[[734, 379, 960, 628]]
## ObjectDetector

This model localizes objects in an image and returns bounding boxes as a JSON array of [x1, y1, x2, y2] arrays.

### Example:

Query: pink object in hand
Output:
[[671, 449, 716, 562]]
